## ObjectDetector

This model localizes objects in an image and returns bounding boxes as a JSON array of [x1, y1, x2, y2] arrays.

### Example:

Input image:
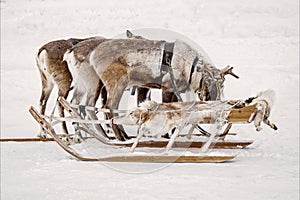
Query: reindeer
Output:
[[62, 31, 157, 141], [35, 37, 97, 138], [89, 38, 238, 141], [63, 37, 109, 139], [113, 90, 278, 152], [126, 30, 152, 104], [36, 31, 145, 140]]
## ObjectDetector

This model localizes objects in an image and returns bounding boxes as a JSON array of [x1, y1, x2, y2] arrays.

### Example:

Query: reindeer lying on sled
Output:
[[113, 90, 278, 153]]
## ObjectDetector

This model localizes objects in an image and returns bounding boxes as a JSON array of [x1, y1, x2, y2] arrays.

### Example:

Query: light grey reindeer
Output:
[[63, 31, 149, 141], [89, 38, 238, 140], [63, 37, 109, 139], [113, 90, 278, 153]]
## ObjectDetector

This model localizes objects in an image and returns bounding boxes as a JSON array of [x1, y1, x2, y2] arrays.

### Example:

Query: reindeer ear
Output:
[[126, 30, 133, 38]]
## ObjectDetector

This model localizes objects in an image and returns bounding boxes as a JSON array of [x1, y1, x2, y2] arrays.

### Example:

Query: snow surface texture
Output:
[[1, 0, 299, 199]]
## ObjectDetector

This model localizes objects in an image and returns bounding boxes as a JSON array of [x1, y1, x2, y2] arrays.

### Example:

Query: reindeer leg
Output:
[[71, 84, 84, 104], [97, 81, 114, 135], [129, 125, 144, 153], [137, 87, 150, 105], [105, 86, 130, 141], [85, 91, 109, 139], [162, 90, 174, 103], [99, 80, 107, 107], [170, 93, 178, 102], [186, 125, 195, 140], [57, 83, 72, 136], [68, 85, 87, 142], [264, 119, 278, 130], [218, 123, 233, 141], [162, 90, 178, 103], [165, 123, 186, 152], [57, 99, 69, 134], [103, 62, 130, 141], [38, 70, 54, 138], [39, 81, 54, 114]]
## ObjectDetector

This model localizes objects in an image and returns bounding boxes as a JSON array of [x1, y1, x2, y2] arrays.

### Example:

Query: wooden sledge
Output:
[[29, 106, 252, 149], [29, 107, 235, 163], [28, 91, 277, 162], [57, 97, 260, 147], [44, 97, 255, 149]]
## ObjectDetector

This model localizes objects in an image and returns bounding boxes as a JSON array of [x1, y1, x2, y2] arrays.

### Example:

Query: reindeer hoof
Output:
[[37, 132, 47, 138], [161, 133, 170, 139], [256, 126, 262, 132], [71, 135, 82, 144], [59, 136, 72, 145]]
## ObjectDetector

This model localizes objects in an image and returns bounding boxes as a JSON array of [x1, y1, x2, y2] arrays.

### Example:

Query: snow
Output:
[[1, 0, 299, 199]]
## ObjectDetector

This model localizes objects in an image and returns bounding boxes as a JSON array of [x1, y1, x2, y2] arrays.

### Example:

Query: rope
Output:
[[69, 103, 127, 114], [0, 138, 55, 142], [165, 57, 183, 102]]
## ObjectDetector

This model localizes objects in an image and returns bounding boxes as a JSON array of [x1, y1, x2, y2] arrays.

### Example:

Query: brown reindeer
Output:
[[35, 37, 96, 138]]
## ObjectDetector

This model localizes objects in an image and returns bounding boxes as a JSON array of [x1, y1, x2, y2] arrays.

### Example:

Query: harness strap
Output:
[[188, 56, 199, 84], [161, 42, 184, 101], [161, 42, 175, 74]]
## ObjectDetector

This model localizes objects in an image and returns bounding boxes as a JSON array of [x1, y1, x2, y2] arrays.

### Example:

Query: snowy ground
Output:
[[1, 0, 299, 199]]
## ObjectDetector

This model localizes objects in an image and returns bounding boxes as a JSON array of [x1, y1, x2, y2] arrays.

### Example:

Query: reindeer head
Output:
[[196, 63, 239, 101]]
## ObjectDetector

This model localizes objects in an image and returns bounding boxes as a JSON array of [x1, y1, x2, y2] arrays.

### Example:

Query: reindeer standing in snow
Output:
[[35, 37, 97, 138], [63, 37, 109, 139], [89, 38, 238, 141], [35, 30, 145, 139], [62, 32, 150, 140]]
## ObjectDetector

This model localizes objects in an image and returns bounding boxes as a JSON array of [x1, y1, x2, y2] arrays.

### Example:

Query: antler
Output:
[[221, 65, 239, 79]]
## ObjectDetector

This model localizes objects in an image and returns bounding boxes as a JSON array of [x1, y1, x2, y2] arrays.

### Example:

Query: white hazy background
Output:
[[1, 0, 299, 200]]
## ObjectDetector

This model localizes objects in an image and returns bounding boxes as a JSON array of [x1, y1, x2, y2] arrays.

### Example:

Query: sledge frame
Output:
[[29, 106, 236, 163], [28, 93, 279, 162], [29, 105, 253, 149], [29, 95, 279, 162], [58, 97, 254, 148]]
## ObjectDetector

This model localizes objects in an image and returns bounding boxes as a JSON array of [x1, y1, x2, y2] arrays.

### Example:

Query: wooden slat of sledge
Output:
[[94, 155, 235, 163], [114, 140, 252, 149], [227, 104, 257, 123]]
